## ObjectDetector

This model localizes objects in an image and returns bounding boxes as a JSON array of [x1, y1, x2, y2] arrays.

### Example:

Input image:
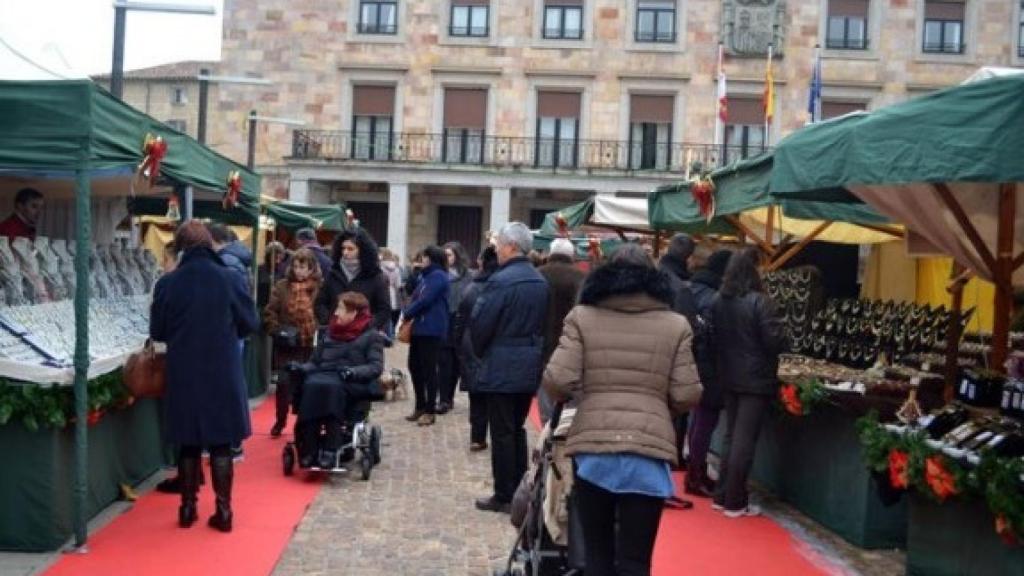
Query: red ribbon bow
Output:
[[555, 213, 570, 238], [138, 134, 167, 185], [779, 383, 803, 416], [924, 455, 958, 502], [888, 449, 909, 490], [691, 176, 716, 222], [224, 171, 242, 209], [587, 237, 602, 262]]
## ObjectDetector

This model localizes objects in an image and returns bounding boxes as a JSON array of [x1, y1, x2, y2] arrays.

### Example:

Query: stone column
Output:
[[388, 182, 410, 262], [489, 186, 511, 233], [288, 178, 310, 204]]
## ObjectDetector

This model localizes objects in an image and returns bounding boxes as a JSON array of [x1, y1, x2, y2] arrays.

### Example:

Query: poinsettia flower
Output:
[[924, 455, 958, 502], [888, 449, 909, 489], [779, 384, 803, 416]]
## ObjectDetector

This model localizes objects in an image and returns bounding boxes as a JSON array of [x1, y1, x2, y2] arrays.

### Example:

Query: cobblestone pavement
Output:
[[271, 345, 906, 576]]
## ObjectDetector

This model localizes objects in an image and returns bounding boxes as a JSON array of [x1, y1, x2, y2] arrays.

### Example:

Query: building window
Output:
[[351, 85, 396, 160], [442, 88, 487, 164], [628, 94, 674, 170], [821, 101, 866, 120], [826, 0, 868, 50], [358, 0, 398, 34], [723, 98, 766, 165], [923, 1, 964, 54], [171, 87, 188, 105], [165, 119, 187, 133], [635, 1, 675, 43], [1019, 1, 1024, 57], [536, 91, 581, 168], [450, 1, 489, 37], [543, 1, 584, 39]]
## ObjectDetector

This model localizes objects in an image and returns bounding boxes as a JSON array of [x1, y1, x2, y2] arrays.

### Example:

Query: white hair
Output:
[[496, 222, 533, 255], [549, 238, 575, 258]]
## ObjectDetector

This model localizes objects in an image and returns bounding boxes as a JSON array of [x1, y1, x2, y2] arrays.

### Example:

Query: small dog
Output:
[[380, 368, 408, 402]]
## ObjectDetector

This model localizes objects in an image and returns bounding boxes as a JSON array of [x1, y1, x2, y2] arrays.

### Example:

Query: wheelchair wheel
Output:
[[370, 425, 382, 465], [283, 443, 296, 476], [359, 452, 372, 480]]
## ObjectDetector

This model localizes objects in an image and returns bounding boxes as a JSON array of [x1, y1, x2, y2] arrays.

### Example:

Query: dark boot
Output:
[[177, 454, 200, 528], [272, 371, 289, 437], [208, 454, 233, 533]]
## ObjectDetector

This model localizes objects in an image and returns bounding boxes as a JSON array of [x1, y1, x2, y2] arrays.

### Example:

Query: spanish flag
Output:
[[763, 44, 775, 124]]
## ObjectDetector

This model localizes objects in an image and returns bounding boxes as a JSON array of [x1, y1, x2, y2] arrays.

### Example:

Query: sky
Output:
[[0, 0, 224, 78]]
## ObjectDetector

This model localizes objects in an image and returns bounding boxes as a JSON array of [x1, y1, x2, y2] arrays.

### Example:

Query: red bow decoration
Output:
[[555, 213, 570, 238], [888, 449, 909, 490], [996, 515, 1019, 546], [137, 133, 168, 185], [924, 455, 958, 502], [346, 208, 359, 229], [587, 237, 602, 262], [223, 171, 242, 209], [779, 383, 803, 416], [690, 175, 716, 223]]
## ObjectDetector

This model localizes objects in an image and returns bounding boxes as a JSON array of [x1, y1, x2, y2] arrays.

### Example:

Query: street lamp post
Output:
[[109, 1, 216, 99], [246, 111, 306, 170]]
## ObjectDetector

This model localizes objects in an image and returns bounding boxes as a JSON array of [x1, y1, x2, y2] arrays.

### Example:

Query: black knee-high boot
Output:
[[177, 450, 200, 528], [208, 450, 234, 532]]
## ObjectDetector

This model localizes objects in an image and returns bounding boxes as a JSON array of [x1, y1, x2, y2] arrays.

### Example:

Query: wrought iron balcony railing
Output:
[[291, 130, 765, 172]]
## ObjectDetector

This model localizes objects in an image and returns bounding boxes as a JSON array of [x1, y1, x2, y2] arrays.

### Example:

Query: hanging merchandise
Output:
[[136, 133, 167, 187], [223, 170, 242, 209], [689, 173, 716, 223]]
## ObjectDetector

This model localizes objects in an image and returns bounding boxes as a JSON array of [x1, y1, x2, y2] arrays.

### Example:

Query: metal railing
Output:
[[922, 42, 964, 54], [291, 130, 766, 172]]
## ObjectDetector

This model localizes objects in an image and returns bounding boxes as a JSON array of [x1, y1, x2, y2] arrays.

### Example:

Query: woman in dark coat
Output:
[[437, 241, 472, 414], [315, 228, 391, 330], [454, 245, 499, 450], [711, 247, 788, 518], [295, 291, 384, 469], [150, 221, 259, 533], [402, 245, 450, 426]]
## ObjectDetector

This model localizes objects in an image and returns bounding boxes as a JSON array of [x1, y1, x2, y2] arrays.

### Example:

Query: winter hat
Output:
[[549, 238, 575, 259], [706, 249, 732, 277]]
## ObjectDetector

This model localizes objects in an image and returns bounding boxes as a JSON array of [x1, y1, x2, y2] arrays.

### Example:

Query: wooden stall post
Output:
[[991, 183, 1017, 370], [944, 263, 969, 403]]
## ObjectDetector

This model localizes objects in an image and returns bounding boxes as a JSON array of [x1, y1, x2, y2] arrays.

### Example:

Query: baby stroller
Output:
[[281, 329, 384, 480], [497, 404, 584, 576]]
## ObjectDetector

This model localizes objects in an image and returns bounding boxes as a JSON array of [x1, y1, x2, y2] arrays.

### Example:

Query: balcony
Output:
[[290, 131, 762, 173]]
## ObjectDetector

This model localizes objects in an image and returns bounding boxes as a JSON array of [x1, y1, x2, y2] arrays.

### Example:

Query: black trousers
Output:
[[714, 392, 771, 511], [487, 392, 533, 502], [575, 476, 664, 576], [469, 392, 488, 444], [294, 418, 343, 462], [408, 335, 442, 414], [437, 344, 461, 407]]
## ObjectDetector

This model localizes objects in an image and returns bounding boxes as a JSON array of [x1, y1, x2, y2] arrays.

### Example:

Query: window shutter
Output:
[[829, 0, 869, 18], [630, 94, 674, 123], [444, 88, 488, 129], [544, 0, 583, 6], [452, 0, 489, 5], [352, 86, 396, 116], [822, 101, 866, 119], [537, 91, 581, 118], [925, 1, 965, 20], [727, 98, 764, 125]]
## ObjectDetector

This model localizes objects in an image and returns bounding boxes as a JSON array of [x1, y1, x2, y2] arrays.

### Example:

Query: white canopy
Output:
[[592, 195, 651, 231]]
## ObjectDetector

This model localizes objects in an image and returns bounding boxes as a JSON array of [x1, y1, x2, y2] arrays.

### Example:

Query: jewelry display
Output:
[[50, 239, 76, 294], [11, 237, 50, 304], [89, 246, 116, 299], [33, 237, 69, 301], [0, 237, 29, 306]]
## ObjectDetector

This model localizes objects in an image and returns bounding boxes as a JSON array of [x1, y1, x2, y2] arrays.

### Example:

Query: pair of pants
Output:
[[295, 418, 343, 462], [487, 392, 533, 502], [686, 403, 721, 488], [714, 392, 771, 511], [574, 476, 664, 576], [437, 344, 460, 407], [469, 392, 488, 444], [408, 335, 442, 414]]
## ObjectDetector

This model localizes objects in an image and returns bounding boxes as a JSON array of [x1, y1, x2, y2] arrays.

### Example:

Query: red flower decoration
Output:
[[587, 237, 602, 262], [87, 409, 103, 426], [137, 133, 168, 185], [223, 171, 242, 209], [779, 383, 803, 416], [888, 449, 909, 490], [555, 213, 570, 237], [690, 177, 716, 222], [924, 455, 958, 502], [996, 515, 1018, 546]]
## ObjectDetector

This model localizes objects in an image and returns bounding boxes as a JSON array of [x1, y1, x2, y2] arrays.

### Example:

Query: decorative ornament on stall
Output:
[[587, 237, 603, 262], [346, 208, 360, 230], [896, 387, 924, 425], [996, 515, 1019, 547], [165, 193, 181, 221], [136, 133, 168, 188], [223, 170, 242, 209], [779, 383, 803, 416], [555, 212, 570, 238], [690, 173, 716, 223], [888, 449, 910, 490], [924, 455, 959, 502]]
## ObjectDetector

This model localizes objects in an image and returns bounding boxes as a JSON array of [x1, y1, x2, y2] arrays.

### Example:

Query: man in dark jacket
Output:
[[536, 237, 584, 423], [209, 224, 253, 292], [659, 233, 695, 470], [315, 228, 391, 330], [470, 222, 549, 512]]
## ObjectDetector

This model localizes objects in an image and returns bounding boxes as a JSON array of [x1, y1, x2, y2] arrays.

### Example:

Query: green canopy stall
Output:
[[0, 79, 260, 551], [261, 196, 346, 232]]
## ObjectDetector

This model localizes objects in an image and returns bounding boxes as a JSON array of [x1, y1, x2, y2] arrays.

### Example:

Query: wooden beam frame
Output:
[[724, 214, 775, 257], [991, 182, 1016, 369], [855, 223, 905, 239], [934, 182, 997, 274], [765, 220, 833, 272]]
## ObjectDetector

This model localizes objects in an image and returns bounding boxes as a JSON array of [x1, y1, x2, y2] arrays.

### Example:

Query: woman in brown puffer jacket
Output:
[[264, 247, 323, 437], [543, 243, 701, 576]]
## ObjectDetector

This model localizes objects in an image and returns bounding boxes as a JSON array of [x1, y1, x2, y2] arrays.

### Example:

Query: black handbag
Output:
[[272, 325, 299, 348]]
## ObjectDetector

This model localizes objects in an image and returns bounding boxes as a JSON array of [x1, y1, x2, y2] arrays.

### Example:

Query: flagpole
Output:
[[714, 42, 724, 165], [764, 43, 773, 147], [814, 43, 822, 122]]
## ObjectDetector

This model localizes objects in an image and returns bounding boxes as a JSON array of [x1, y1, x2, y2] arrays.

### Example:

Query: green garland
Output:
[[0, 371, 131, 432], [857, 411, 1024, 544], [779, 378, 829, 416]]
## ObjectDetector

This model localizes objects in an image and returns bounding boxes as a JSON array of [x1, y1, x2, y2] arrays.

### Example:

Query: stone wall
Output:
[[120, 80, 212, 140], [215, 0, 1023, 168]]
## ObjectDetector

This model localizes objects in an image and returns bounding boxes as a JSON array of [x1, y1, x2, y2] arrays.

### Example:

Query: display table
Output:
[[907, 493, 1024, 576], [0, 397, 163, 552], [716, 401, 908, 549]]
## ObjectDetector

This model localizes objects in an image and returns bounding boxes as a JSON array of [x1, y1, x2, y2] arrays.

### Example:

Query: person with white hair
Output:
[[469, 222, 550, 513], [536, 238, 584, 422]]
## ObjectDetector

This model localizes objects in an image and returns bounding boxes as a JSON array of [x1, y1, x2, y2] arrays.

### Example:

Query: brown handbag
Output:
[[123, 339, 167, 398], [397, 318, 414, 344]]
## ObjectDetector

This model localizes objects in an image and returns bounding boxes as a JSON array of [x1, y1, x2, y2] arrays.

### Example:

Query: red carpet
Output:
[[46, 400, 322, 576], [529, 404, 843, 576]]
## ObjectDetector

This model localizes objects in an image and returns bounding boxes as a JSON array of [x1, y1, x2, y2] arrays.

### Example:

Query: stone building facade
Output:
[[212, 0, 1024, 261]]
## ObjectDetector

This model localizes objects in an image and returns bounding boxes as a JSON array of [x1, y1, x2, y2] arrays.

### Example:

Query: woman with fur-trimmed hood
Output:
[[314, 228, 391, 330], [543, 243, 701, 575]]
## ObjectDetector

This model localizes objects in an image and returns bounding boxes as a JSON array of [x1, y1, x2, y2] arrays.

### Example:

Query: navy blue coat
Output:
[[470, 257, 549, 394], [403, 265, 450, 339], [150, 248, 259, 447]]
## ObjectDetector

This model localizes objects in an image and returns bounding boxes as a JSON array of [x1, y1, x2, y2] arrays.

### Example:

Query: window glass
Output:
[[452, 6, 469, 30], [656, 11, 674, 40], [944, 21, 961, 49], [539, 117, 557, 139], [361, 3, 378, 28], [924, 20, 942, 47], [827, 17, 845, 43], [379, 2, 396, 27], [544, 7, 561, 35], [848, 18, 865, 45], [564, 8, 582, 37], [470, 6, 488, 32], [637, 10, 655, 38]]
